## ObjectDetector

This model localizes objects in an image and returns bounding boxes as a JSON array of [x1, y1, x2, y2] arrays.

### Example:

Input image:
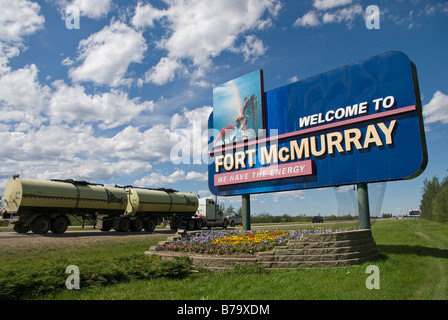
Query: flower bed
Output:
[[155, 228, 351, 255]]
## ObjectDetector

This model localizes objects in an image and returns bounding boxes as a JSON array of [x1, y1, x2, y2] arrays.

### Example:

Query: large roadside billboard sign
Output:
[[208, 51, 427, 196]]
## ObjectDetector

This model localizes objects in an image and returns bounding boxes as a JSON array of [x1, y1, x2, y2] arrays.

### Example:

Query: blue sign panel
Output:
[[208, 51, 427, 196]]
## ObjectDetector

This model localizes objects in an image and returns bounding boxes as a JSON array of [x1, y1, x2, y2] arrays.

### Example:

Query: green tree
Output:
[[432, 177, 448, 223], [225, 205, 235, 214], [420, 176, 440, 220]]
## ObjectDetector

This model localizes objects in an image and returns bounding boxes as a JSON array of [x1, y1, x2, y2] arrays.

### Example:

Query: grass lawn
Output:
[[1, 219, 447, 300]]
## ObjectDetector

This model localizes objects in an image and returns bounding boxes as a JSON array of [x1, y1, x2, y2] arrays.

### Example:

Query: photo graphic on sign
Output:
[[212, 70, 264, 147]]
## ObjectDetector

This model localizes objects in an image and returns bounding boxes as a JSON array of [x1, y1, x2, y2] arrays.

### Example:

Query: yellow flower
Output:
[[211, 231, 288, 245]]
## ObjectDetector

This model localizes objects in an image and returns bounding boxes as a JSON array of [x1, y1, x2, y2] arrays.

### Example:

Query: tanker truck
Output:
[[1, 175, 199, 234]]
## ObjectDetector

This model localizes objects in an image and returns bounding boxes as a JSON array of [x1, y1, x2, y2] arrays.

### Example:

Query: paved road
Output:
[[0, 228, 177, 247], [0, 220, 358, 247]]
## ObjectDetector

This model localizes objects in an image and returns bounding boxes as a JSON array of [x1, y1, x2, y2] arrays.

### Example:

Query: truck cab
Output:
[[192, 198, 227, 229]]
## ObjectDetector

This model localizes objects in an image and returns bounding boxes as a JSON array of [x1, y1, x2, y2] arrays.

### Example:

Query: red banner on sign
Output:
[[214, 160, 314, 186]]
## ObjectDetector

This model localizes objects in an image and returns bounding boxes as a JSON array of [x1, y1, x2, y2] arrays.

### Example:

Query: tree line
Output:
[[420, 172, 448, 223], [219, 204, 359, 223]]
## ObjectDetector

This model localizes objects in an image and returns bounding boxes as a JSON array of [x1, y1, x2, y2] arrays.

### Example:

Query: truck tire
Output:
[[113, 217, 131, 232], [222, 219, 228, 229], [31, 216, 51, 234], [144, 218, 157, 232], [50, 216, 69, 234], [187, 218, 196, 230], [100, 220, 113, 231], [195, 219, 203, 230], [13, 222, 31, 233], [131, 218, 144, 232]]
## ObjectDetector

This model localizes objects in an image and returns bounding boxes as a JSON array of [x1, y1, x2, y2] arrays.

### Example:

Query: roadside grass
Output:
[[0, 235, 190, 299], [1, 219, 447, 300]]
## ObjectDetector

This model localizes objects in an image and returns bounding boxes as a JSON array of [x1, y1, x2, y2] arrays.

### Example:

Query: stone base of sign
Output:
[[145, 229, 379, 271]]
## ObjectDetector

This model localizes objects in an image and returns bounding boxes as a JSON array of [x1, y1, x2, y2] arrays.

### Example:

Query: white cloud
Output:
[[313, 0, 352, 10], [71, 0, 111, 19], [425, 3, 448, 16], [131, 2, 165, 29], [322, 4, 363, 27], [239, 35, 268, 63], [0, 0, 45, 43], [185, 171, 208, 181], [133, 0, 281, 84], [294, 11, 321, 27], [49, 80, 154, 129], [288, 76, 299, 83], [0, 99, 216, 185], [69, 21, 147, 87], [0, 0, 45, 72], [423, 90, 448, 125], [0, 64, 50, 126], [56, 0, 112, 19], [0, 123, 156, 185], [295, 4, 363, 29], [145, 57, 182, 86], [135, 169, 207, 187], [34, 159, 152, 183], [0, 43, 20, 73], [105, 124, 176, 163], [61, 57, 73, 66], [0, 64, 48, 109]]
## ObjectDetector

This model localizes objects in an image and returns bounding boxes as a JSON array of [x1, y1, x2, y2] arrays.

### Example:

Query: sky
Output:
[[1, 0, 447, 217]]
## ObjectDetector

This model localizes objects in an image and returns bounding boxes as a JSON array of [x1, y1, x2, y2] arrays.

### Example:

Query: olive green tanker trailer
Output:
[[1, 175, 198, 234]]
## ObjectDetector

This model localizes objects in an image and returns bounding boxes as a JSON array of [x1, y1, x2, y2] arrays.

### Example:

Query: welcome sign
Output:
[[208, 51, 427, 196]]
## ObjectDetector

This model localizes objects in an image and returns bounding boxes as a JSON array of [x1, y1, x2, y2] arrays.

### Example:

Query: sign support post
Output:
[[357, 183, 371, 229], [242, 194, 251, 231]]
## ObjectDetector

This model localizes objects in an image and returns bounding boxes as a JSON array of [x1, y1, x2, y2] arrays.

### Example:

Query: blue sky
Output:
[[1, 0, 447, 217]]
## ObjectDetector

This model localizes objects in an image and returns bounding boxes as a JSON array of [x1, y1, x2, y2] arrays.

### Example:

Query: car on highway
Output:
[[225, 213, 243, 227], [312, 215, 324, 223]]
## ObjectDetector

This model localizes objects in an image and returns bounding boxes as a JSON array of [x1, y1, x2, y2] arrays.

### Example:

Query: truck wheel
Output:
[[131, 218, 144, 232], [113, 217, 131, 232], [50, 216, 69, 234], [31, 216, 51, 234], [100, 220, 113, 231], [195, 219, 203, 230], [13, 222, 31, 233], [144, 219, 157, 232], [222, 219, 228, 229], [187, 219, 196, 230]]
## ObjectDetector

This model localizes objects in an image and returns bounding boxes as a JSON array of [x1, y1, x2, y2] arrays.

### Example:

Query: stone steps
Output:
[[285, 236, 374, 249], [257, 253, 380, 269], [256, 229, 379, 268], [261, 242, 377, 256], [257, 248, 379, 262]]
